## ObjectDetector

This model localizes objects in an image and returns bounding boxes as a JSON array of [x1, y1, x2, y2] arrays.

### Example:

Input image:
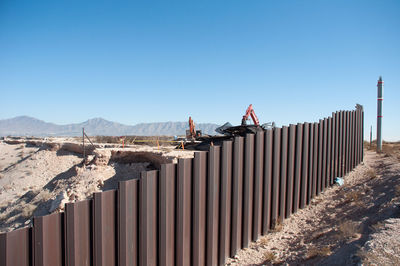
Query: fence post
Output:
[[262, 131, 273, 234], [192, 152, 207, 266], [271, 128, 281, 225], [206, 146, 220, 265], [139, 171, 158, 266], [242, 134, 255, 246], [300, 123, 309, 209], [253, 132, 265, 240], [286, 125, 296, 217], [159, 164, 176, 266], [219, 141, 233, 265], [176, 159, 192, 266], [231, 137, 244, 255]]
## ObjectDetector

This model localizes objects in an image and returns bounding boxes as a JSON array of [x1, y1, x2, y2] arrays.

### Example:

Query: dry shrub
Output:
[[306, 246, 331, 259], [337, 221, 361, 239], [259, 237, 268, 246], [0, 211, 8, 221], [263, 251, 276, 262], [21, 203, 36, 218], [365, 169, 377, 179], [36, 189, 52, 202], [344, 190, 362, 203], [272, 219, 283, 232]]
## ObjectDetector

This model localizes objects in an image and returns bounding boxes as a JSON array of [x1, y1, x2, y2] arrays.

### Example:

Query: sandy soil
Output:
[[226, 149, 400, 265], [0, 138, 194, 233]]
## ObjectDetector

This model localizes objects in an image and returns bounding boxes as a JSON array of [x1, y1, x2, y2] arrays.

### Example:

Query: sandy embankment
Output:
[[0, 138, 194, 233]]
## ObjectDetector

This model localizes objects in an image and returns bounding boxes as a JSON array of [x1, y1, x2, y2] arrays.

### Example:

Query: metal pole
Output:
[[83, 127, 85, 161], [370, 126, 372, 149], [377, 76, 383, 152]]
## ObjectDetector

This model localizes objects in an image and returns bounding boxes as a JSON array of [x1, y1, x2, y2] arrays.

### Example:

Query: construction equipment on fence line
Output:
[[186, 116, 202, 141], [178, 104, 275, 150]]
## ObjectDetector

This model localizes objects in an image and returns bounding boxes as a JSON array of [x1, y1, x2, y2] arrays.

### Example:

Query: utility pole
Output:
[[377, 76, 383, 152]]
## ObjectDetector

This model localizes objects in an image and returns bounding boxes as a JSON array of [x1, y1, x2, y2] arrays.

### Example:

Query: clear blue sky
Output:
[[1, 0, 399, 140]]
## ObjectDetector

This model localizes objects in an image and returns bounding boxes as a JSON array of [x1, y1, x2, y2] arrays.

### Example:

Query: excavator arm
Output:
[[241, 104, 260, 126]]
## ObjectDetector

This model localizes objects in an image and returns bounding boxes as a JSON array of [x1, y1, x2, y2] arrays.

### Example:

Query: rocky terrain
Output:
[[0, 137, 194, 233]]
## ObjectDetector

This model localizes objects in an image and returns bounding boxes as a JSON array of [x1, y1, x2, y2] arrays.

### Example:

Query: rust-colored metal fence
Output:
[[0, 106, 364, 266]]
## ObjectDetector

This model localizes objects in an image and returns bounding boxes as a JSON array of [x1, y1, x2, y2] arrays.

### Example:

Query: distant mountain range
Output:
[[0, 116, 220, 136]]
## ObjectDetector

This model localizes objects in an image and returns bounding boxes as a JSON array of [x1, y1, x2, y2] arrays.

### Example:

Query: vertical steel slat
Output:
[[0, 227, 31, 266], [286, 125, 296, 217], [336, 112, 341, 177], [361, 109, 364, 162], [176, 159, 192, 266], [350, 111, 354, 170], [118, 179, 138, 266], [317, 120, 323, 195], [332, 112, 338, 181], [346, 111, 350, 174], [326, 117, 332, 186], [342, 111, 346, 175], [139, 171, 158, 266], [34, 214, 63, 266], [253, 132, 264, 240], [33, 212, 64, 266], [352, 111, 356, 169], [356, 110, 359, 165], [65, 200, 92, 266], [262, 130, 273, 234], [293, 124, 302, 212], [347, 111, 352, 173], [230, 137, 244, 255], [300, 123, 309, 209], [338, 111, 344, 177], [242, 134, 255, 246], [307, 124, 314, 204], [348, 111, 353, 171], [279, 127, 288, 220], [344, 111, 349, 175], [193, 152, 207, 266], [219, 141, 233, 265], [357, 109, 364, 164], [159, 164, 176, 266], [337, 111, 341, 177], [271, 128, 281, 225], [206, 146, 220, 266], [312, 123, 318, 198], [93, 190, 117, 266], [321, 118, 327, 190]]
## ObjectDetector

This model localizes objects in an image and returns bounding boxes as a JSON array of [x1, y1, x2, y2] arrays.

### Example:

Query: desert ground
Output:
[[226, 142, 400, 265], [0, 137, 193, 232]]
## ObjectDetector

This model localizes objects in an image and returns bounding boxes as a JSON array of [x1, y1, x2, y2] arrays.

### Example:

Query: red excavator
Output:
[[181, 104, 274, 150], [186, 116, 202, 141], [241, 104, 260, 126]]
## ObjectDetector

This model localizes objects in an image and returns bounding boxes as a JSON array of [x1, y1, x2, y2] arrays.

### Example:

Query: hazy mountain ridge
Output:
[[0, 116, 220, 136]]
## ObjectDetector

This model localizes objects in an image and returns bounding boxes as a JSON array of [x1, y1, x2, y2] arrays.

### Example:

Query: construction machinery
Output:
[[242, 104, 259, 126], [179, 104, 275, 150], [186, 116, 202, 141]]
